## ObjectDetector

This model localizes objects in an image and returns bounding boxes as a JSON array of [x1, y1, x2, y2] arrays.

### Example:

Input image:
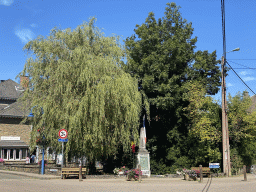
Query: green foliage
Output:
[[125, 2, 196, 108], [191, 50, 221, 95], [230, 148, 243, 175], [124, 2, 221, 174], [18, 18, 142, 160], [227, 91, 256, 167], [183, 81, 222, 143]]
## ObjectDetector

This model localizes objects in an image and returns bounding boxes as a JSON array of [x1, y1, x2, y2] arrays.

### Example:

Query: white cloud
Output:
[[30, 23, 38, 28], [240, 71, 251, 76], [227, 83, 233, 87], [0, 0, 14, 6], [15, 29, 35, 44], [243, 77, 256, 82]]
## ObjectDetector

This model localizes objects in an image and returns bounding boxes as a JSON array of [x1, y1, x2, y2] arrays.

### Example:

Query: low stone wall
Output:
[[0, 163, 61, 176]]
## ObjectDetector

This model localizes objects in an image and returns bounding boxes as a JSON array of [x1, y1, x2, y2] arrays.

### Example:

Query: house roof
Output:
[[0, 79, 24, 100], [0, 79, 29, 119], [0, 98, 30, 118]]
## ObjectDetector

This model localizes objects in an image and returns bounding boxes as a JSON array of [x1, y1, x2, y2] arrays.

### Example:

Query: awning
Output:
[[0, 140, 29, 148]]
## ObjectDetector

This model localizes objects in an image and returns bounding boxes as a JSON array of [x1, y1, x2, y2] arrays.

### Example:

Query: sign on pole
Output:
[[58, 129, 68, 139], [58, 138, 68, 142], [209, 163, 220, 169]]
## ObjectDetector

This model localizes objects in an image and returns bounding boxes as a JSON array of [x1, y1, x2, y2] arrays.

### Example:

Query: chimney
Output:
[[20, 76, 29, 88]]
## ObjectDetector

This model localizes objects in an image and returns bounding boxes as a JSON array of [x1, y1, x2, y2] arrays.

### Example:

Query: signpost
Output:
[[58, 129, 68, 179]]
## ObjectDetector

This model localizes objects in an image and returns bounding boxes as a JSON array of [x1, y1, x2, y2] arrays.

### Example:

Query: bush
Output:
[[182, 169, 199, 177], [124, 168, 142, 181]]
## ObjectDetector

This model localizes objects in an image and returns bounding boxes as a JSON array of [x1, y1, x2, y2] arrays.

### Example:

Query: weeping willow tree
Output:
[[18, 18, 142, 162]]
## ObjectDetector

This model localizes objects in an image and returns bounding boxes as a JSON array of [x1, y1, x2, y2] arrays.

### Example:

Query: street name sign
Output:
[[209, 163, 220, 168], [58, 138, 68, 142]]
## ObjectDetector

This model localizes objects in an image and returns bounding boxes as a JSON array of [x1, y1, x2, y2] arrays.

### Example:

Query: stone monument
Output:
[[136, 116, 150, 177]]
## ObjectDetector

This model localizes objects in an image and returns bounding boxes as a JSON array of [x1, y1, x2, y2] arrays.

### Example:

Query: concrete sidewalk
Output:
[[0, 169, 61, 180]]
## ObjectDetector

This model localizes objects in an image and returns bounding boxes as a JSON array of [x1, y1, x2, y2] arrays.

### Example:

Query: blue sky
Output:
[[1, 0, 256, 101]]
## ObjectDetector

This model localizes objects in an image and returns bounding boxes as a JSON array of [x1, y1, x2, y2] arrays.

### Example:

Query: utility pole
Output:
[[221, 55, 231, 177]]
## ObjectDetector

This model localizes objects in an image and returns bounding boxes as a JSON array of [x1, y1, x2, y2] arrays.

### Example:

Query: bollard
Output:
[[79, 160, 83, 181], [138, 165, 141, 183], [244, 165, 247, 181], [199, 165, 203, 182]]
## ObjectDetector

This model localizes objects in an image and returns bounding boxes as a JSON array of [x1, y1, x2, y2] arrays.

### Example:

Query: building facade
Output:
[[0, 79, 31, 162]]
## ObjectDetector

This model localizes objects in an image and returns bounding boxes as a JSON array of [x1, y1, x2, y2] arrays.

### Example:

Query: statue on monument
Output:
[[137, 115, 151, 177], [139, 115, 147, 151]]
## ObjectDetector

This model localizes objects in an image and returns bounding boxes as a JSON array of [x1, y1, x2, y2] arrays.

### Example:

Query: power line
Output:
[[228, 59, 256, 60], [227, 60, 256, 70], [233, 68, 256, 69], [226, 61, 256, 95]]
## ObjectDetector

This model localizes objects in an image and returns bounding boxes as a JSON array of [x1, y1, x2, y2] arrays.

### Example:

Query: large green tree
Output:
[[228, 92, 256, 167], [19, 18, 142, 162], [124, 3, 221, 173], [183, 81, 222, 166]]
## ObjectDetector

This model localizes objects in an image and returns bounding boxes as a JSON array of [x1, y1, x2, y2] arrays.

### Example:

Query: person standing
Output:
[[31, 154, 35, 163]]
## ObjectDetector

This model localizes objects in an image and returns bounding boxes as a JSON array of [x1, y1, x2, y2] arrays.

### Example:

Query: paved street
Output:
[[0, 172, 35, 180], [0, 172, 256, 192]]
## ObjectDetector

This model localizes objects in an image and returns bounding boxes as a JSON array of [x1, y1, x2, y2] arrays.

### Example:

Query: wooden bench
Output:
[[191, 167, 211, 177], [61, 167, 87, 179]]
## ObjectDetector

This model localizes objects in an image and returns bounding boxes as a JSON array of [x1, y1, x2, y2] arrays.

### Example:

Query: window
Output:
[[16, 149, 20, 160], [22, 149, 26, 159], [3, 149, 7, 160], [10, 149, 14, 160], [1, 148, 28, 161]]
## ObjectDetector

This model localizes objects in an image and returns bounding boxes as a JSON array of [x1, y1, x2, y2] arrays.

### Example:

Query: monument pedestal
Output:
[[136, 118, 150, 178], [137, 148, 151, 177]]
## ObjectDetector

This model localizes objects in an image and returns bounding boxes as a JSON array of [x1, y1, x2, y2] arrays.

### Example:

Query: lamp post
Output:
[[221, 47, 240, 177], [28, 106, 45, 175]]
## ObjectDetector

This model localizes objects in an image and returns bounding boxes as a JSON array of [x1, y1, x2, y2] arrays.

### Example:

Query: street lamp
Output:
[[226, 47, 240, 53], [28, 106, 45, 175], [221, 47, 240, 177]]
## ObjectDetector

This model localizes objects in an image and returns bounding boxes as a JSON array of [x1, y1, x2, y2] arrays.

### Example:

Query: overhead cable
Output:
[[227, 60, 256, 70], [226, 61, 256, 95], [228, 59, 256, 60]]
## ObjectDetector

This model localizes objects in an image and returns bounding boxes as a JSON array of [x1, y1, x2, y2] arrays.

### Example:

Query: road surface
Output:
[[0, 172, 255, 192]]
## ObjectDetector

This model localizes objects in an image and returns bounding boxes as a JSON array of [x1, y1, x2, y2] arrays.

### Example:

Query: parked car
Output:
[[250, 165, 256, 174]]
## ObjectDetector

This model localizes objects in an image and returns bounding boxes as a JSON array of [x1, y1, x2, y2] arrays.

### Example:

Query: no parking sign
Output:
[[58, 129, 68, 139]]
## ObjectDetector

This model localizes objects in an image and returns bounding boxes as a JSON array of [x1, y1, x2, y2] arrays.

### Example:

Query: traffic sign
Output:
[[58, 138, 68, 142], [209, 165, 220, 168], [58, 129, 68, 139], [209, 163, 220, 169]]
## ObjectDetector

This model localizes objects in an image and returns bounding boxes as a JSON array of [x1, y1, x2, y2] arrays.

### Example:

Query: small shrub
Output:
[[124, 168, 142, 181], [182, 169, 198, 178], [113, 166, 129, 175]]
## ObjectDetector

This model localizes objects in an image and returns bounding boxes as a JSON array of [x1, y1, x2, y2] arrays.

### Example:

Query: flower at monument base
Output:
[[113, 168, 120, 175], [113, 166, 129, 175], [124, 168, 142, 181]]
